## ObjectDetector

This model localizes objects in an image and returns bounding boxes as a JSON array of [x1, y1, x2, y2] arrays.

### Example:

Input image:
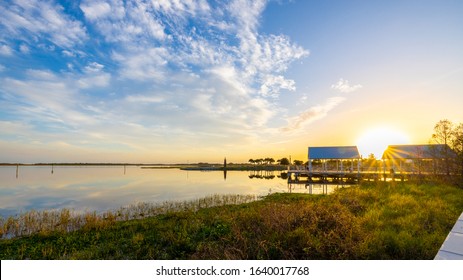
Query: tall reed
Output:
[[0, 194, 258, 239]]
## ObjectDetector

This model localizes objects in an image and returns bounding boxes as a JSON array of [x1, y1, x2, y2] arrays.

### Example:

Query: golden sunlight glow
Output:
[[356, 127, 410, 159]]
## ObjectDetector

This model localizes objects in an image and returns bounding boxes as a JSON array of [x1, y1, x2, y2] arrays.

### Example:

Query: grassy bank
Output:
[[1, 182, 462, 259]]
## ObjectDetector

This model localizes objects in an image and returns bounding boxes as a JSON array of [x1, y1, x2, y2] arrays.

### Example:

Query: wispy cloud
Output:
[[281, 97, 346, 132], [19, 44, 30, 54], [0, 0, 311, 161], [331, 78, 363, 93], [79, 1, 113, 21], [111, 47, 168, 81], [125, 95, 164, 103], [260, 75, 296, 97], [0, 44, 13, 56], [0, 0, 87, 48], [78, 62, 111, 88]]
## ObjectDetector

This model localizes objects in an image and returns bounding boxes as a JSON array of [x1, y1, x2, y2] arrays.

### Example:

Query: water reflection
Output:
[[0, 166, 348, 217], [288, 183, 352, 195], [248, 170, 279, 180]]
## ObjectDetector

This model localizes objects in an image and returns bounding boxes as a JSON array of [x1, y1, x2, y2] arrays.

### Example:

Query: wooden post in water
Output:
[[223, 157, 227, 170], [16, 164, 19, 179], [223, 157, 227, 181]]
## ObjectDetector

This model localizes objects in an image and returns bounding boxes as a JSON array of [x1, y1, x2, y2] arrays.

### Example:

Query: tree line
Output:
[[248, 158, 304, 166]]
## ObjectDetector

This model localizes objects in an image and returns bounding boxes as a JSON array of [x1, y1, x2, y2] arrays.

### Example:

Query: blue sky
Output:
[[1, 0, 462, 163]]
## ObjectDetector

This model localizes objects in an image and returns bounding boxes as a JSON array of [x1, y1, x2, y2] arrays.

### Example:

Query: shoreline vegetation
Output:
[[1, 181, 462, 260]]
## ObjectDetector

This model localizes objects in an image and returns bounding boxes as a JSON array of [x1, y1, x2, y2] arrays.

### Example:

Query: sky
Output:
[[1, 0, 462, 163]]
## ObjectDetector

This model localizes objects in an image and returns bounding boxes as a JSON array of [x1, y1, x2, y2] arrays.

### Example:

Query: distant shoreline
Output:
[[180, 165, 287, 171], [0, 163, 289, 171], [0, 162, 160, 166], [0, 163, 192, 166]]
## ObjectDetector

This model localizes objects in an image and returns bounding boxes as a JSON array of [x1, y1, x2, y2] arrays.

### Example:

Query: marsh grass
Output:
[[0, 194, 258, 239], [1, 182, 462, 259]]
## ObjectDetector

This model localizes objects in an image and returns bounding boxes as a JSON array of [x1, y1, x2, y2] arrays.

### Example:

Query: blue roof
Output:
[[308, 146, 360, 160]]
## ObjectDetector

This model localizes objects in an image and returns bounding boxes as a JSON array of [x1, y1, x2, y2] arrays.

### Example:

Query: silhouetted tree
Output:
[[278, 158, 290, 165], [432, 119, 453, 175], [264, 157, 275, 165]]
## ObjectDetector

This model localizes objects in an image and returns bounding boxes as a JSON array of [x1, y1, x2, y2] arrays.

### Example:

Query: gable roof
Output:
[[382, 144, 457, 159], [308, 146, 360, 160]]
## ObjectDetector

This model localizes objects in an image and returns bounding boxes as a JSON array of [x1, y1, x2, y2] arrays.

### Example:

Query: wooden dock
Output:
[[285, 169, 450, 184]]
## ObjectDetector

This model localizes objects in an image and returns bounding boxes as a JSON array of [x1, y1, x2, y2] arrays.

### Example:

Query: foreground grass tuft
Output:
[[1, 182, 462, 259]]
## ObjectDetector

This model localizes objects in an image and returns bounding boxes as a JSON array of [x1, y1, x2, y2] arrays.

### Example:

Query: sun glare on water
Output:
[[356, 127, 410, 159]]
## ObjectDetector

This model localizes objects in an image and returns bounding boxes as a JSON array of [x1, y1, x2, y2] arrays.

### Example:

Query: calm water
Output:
[[0, 166, 344, 217]]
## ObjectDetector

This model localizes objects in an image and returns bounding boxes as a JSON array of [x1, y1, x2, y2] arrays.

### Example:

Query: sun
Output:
[[356, 127, 410, 159]]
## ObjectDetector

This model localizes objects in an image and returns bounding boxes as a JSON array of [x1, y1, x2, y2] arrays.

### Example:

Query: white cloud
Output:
[[0, 44, 13, 56], [208, 65, 249, 96], [19, 44, 30, 54], [281, 97, 346, 132], [0, 121, 33, 136], [260, 75, 296, 97], [112, 47, 168, 81], [62, 50, 76, 57], [0, 0, 87, 48], [78, 73, 111, 89], [76, 0, 308, 97], [152, 0, 211, 16], [84, 62, 105, 73], [125, 95, 164, 103], [74, 62, 111, 88], [228, 0, 266, 32], [331, 78, 363, 93], [80, 0, 165, 42], [0, 0, 314, 160], [79, 1, 112, 21], [1, 76, 87, 127], [26, 69, 58, 80]]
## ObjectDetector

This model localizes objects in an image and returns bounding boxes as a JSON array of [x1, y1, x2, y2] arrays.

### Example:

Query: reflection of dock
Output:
[[249, 170, 279, 180], [287, 182, 349, 195]]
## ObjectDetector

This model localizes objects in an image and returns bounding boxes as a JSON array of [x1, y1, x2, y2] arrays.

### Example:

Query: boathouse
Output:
[[307, 146, 361, 173], [381, 144, 457, 174]]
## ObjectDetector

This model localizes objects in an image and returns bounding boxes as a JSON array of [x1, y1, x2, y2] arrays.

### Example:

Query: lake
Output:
[[0, 166, 346, 218]]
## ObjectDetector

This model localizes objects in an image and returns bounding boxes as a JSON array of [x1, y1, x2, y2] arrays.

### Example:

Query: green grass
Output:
[[1, 182, 462, 259]]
